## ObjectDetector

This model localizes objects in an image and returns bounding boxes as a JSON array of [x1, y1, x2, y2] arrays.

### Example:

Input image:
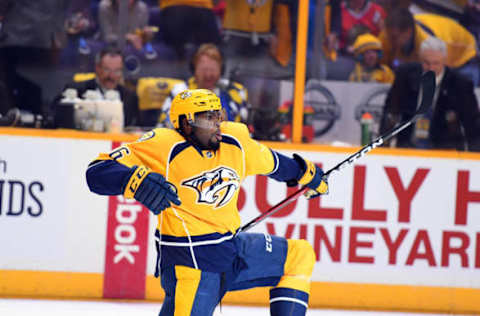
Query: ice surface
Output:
[[0, 298, 450, 316]]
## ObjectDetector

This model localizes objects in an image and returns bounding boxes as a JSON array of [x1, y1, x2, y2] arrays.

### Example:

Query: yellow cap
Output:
[[352, 33, 383, 56]]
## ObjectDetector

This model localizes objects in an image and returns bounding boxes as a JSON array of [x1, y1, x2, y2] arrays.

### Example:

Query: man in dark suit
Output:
[[53, 45, 139, 128], [380, 36, 480, 151]]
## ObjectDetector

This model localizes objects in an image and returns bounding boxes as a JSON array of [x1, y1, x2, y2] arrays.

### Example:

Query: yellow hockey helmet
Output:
[[170, 89, 222, 129]]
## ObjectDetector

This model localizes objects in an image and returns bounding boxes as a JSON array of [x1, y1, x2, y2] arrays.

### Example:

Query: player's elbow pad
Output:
[[86, 160, 132, 196]]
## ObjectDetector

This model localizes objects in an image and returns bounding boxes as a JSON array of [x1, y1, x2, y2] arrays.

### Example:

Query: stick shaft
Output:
[[238, 118, 415, 233], [239, 71, 435, 233]]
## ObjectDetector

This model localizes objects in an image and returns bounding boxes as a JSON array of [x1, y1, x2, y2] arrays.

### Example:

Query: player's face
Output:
[[96, 55, 123, 90], [192, 110, 223, 150], [194, 55, 221, 90], [420, 48, 445, 76]]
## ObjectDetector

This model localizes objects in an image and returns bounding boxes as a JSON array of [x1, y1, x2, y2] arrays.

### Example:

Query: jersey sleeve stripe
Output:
[[169, 141, 192, 163], [220, 135, 242, 149], [265, 149, 279, 175]]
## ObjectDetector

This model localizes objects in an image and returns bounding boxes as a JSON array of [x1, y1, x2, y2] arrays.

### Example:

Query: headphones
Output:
[[189, 43, 226, 76]]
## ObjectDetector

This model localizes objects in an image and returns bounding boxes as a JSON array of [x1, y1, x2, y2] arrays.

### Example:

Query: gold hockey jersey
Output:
[[95, 122, 276, 237]]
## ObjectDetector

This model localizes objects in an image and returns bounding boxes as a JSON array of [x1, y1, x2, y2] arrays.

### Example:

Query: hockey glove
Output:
[[293, 154, 328, 199], [123, 166, 181, 215]]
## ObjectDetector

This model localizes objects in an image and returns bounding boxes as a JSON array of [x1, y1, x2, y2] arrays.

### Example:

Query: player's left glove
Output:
[[293, 154, 328, 199]]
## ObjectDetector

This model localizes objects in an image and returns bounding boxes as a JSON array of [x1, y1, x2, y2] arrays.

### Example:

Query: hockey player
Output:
[[86, 89, 328, 316]]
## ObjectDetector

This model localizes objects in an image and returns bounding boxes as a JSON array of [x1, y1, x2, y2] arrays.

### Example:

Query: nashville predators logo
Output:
[[182, 166, 240, 208]]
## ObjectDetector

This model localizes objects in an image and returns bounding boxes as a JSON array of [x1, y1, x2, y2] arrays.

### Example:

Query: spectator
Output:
[[376, 0, 411, 13], [379, 8, 479, 85], [0, 0, 12, 41], [157, 0, 220, 59], [52, 46, 140, 128], [221, 0, 293, 66], [340, 0, 387, 50], [323, 0, 342, 61], [98, 0, 157, 60], [461, 0, 480, 45], [349, 33, 395, 83], [0, 0, 68, 118], [409, 0, 465, 20], [317, 0, 357, 81], [159, 43, 249, 128], [60, 1, 98, 67], [380, 37, 480, 151]]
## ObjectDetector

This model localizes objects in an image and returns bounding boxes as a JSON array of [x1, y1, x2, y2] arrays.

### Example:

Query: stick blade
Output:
[[417, 70, 436, 114]]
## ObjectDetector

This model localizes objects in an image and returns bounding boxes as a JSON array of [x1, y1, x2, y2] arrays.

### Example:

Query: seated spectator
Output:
[[380, 36, 480, 151], [349, 33, 395, 83], [222, 0, 293, 67], [376, 0, 411, 12], [60, 1, 99, 67], [0, 0, 67, 120], [136, 76, 184, 127], [0, 0, 12, 41], [160, 43, 249, 127], [323, 0, 342, 61], [338, 0, 387, 50], [319, 0, 357, 81], [52, 46, 140, 128], [98, 0, 157, 60], [461, 0, 480, 44], [317, 0, 384, 81], [379, 8, 479, 85], [157, 0, 220, 59], [409, 0, 465, 21]]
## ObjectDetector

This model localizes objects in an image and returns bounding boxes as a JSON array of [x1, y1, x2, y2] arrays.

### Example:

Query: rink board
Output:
[[0, 128, 479, 314]]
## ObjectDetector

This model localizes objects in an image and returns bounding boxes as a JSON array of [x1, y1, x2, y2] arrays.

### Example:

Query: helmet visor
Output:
[[191, 110, 223, 129]]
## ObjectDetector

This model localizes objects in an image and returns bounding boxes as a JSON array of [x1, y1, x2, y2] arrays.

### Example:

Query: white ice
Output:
[[0, 298, 452, 316]]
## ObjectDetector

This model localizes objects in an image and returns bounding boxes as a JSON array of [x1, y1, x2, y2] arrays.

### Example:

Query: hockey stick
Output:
[[239, 71, 436, 233]]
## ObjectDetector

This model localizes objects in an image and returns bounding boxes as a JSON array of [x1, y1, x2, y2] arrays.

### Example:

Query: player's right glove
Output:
[[293, 154, 329, 199], [123, 166, 181, 215]]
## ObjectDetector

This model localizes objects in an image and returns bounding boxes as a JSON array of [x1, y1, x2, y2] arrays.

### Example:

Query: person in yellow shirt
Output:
[[157, 0, 220, 58], [349, 33, 395, 83], [86, 89, 329, 316], [222, 0, 296, 67], [161, 44, 249, 127], [379, 8, 479, 85]]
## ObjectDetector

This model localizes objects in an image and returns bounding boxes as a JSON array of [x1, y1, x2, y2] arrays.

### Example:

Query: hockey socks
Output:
[[269, 287, 309, 316]]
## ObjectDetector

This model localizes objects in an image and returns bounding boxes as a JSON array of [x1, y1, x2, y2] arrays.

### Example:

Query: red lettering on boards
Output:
[[384, 167, 429, 223], [352, 166, 387, 221], [349, 227, 375, 263], [455, 170, 480, 225], [255, 175, 299, 217], [379, 228, 408, 265], [266, 223, 480, 269], [442, 231, 469, 267], [406, 230, 437, 266]]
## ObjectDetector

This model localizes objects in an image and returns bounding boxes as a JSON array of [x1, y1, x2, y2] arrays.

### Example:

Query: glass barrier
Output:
[[1, 0, 479, 151], [0, 0, 300, 141]]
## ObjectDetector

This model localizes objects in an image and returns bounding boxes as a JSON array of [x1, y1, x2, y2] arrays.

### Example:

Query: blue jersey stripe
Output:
[[221, 134, 242, 149], [169, 141, 192, 163]]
